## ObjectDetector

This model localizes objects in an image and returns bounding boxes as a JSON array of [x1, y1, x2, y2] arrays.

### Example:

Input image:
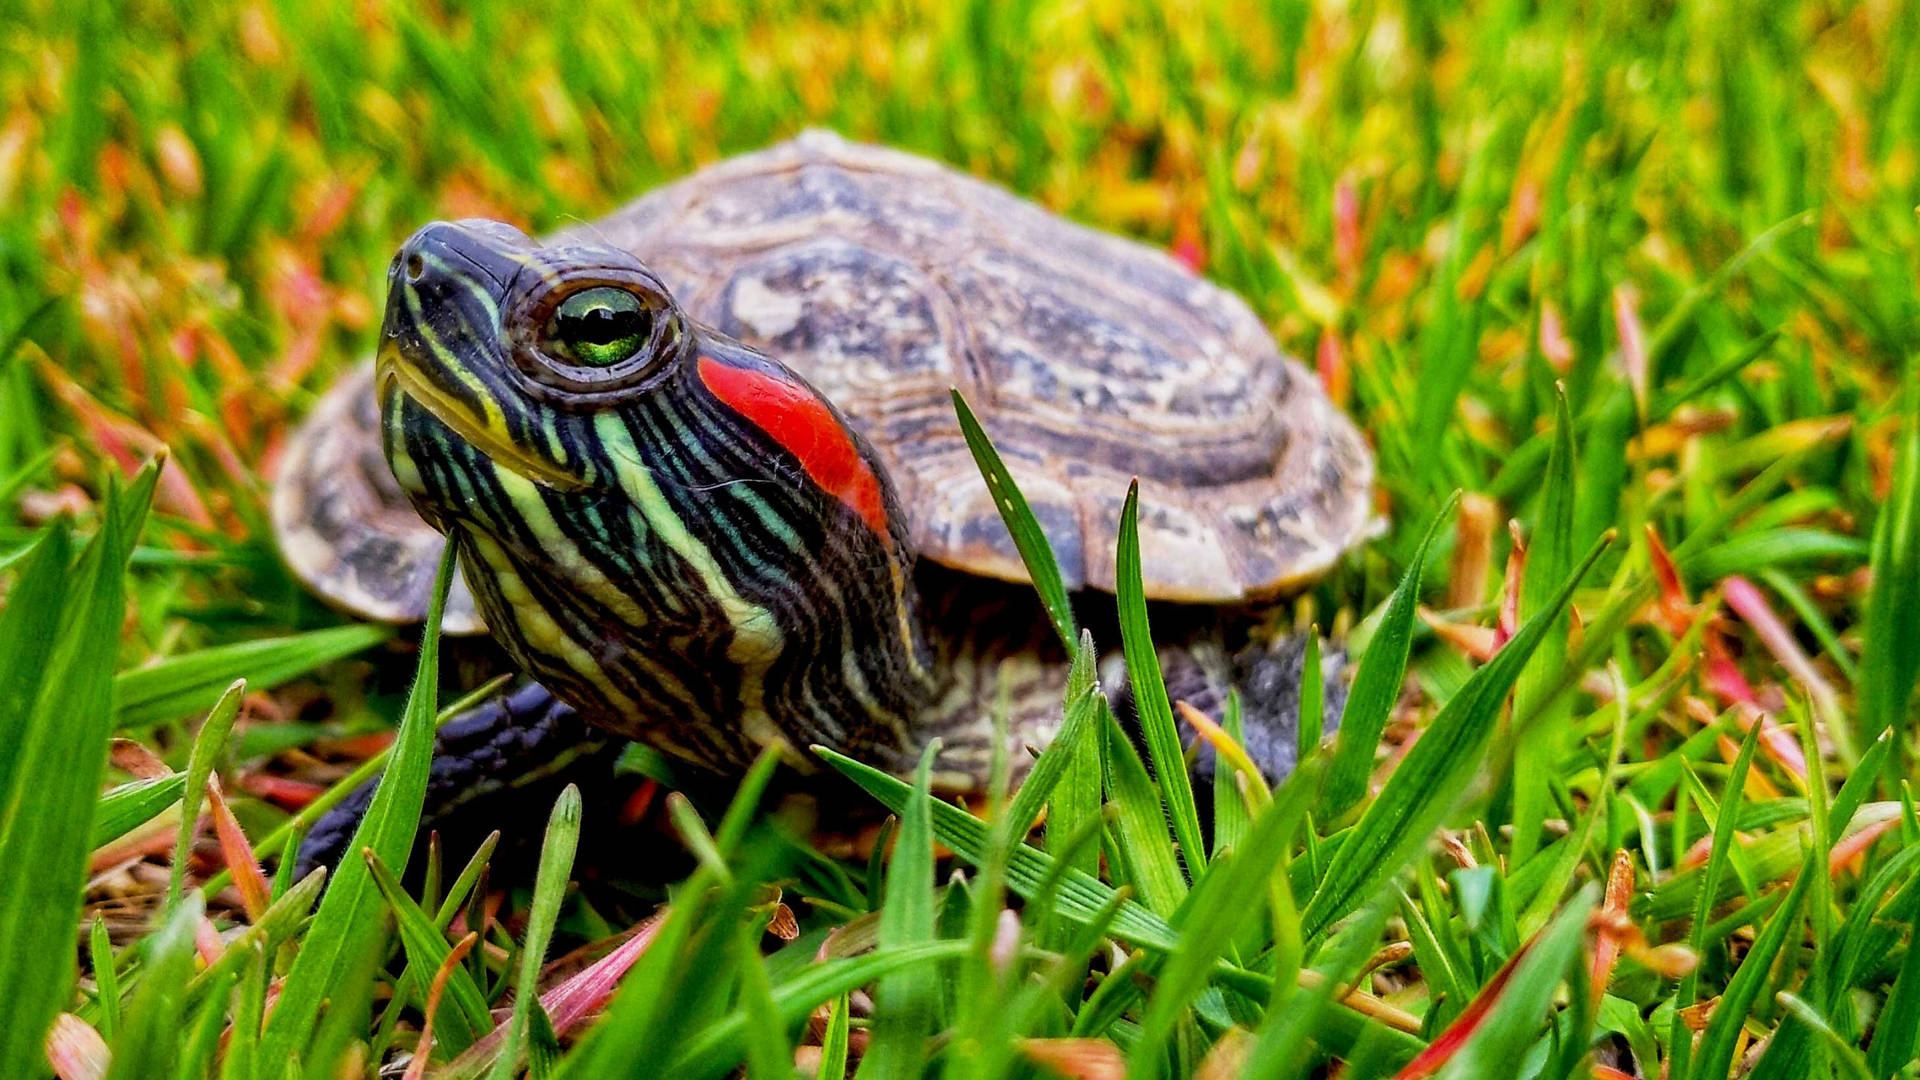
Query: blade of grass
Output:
[[115, 625, 390, 731], [1773, 993, 1875, 1080], [178, 969, 235, 1080], [254, 544, 455, 1073], [1130, 758, 1324, 1079], [0, 526, 74, 830], [1240, 898, 1402, 1079], [857, 743, 940, 1078], [817, 744, 1177, 949], [90, 775, 186, 851], [1692, 846, 1817, 1080], [1298, 631, 1324, 765], [1302, 533, 1612, 940], [1117, 479, 1208, 877], [88, 917, 119, 1044], [731, 919, 791, 1080], [1425, 887, 1596, 1080], [101, 890, 203, 1080], [817, 994, 851, 1080], [1869, 863, 1920, 1076], [1667, 719, 1763, 1080], [952, 388, 1077, 650], [167, 679, 243, 905], [1859, 375, 1920, 775], [1048, 631, 1106, 880], [672, 940, 976, 1079], [1102, 702, 1190, 918], [1212, 692, 1253, 858], [0, 471, 147, 1079], [1327, 495, 1458, 818], [364, 849, 492, 1056], [1510, 386, 1577, 867], [486, 784, 584, 1080], [184, 868, 327, 1002]]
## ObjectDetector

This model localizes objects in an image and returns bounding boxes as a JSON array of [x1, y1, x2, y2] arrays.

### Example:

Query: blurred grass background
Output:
[[5, 0, 1914, 567], [5, 0, 1920, 1076]]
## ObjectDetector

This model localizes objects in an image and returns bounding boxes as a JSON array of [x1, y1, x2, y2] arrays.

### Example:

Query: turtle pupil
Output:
[[567, 305, 640, 345]]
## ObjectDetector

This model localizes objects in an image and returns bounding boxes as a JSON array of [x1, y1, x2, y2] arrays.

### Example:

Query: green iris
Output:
[[548, 287, 652, 367]]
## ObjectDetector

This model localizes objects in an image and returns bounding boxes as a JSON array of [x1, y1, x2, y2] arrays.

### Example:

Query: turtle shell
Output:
[[274, 130, 1373, 622]]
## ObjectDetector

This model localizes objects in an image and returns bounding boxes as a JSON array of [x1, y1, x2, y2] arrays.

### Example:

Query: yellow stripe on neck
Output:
[[594, 413, 799, 763]]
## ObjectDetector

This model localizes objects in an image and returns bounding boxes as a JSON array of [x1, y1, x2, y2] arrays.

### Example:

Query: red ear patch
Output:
[[697, 354, 892, 541]]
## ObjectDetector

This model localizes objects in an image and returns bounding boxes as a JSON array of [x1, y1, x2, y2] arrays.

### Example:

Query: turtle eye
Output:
[[546, 287, 654, 368]]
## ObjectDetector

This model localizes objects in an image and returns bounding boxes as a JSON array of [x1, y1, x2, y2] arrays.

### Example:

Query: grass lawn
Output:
[[4, 0, 1920, 1077]]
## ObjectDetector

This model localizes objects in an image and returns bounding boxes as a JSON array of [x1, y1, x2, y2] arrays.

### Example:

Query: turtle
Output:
[[273, 130, 1375, 866]]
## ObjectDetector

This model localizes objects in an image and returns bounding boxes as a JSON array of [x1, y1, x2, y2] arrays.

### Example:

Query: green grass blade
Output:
[[179, 969, 236, 1080], [1432, 886, 1597, 1080], [1298, 630, 1324, 765], [817, 995, 851, 1080], [89, 915, 119, 1043], [952, 388, 1077, 650], [114, 624, 391, 731], [92, 774, 186, 850], [1693, 847, 1817, 1080], [1302, 532, 1612, 940], [0, 439, 65, 517], [1859, 377, 1920, 772], [731, 920, 791, 1080], [0, 481, 143, 1079], [857, 743, 940, 1077], [1240, 898, 1403, 1079], [1050, 631, 1107, 879], [0, 525, 75, 817], [1326, 494, 1458, 818], [1102, 702, 1190, 918], [528, 1003, 561, 1080], [184, 867, 327, 1004], [1870, 874, 1920, 1076], [1773, 993, 1875, 1080], [221, 944, 268, 1080], [817, 744, 1178, 950], [713, 747, 783, 855], [547, 867, 722, 1078], [1005, 628, 1099, 843], [1130, 758, 1323, 1078], [1668, 719, 1763, 1080], [168, 679, 244, 905], [487, 783, 584, 1079], [1213, 692, 1252, 858], [102, 890, 203, 1080], [672, 940, 974, 1079], [254, 545, 455, 1072], [1509, 386, 1577, 867], [364, 848, 492, 1055], [1116, 479, 1208, 876]]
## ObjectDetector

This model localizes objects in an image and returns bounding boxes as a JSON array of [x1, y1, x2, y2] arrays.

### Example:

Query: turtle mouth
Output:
[[375, 348, 589, 494], [375, 219, 590, 495]]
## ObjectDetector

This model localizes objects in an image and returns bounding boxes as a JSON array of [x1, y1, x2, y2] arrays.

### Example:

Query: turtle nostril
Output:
[[404, 253, 426, 281]]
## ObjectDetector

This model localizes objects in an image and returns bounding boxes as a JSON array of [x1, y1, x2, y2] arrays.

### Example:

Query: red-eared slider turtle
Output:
[[274, 131, 1374, 863]]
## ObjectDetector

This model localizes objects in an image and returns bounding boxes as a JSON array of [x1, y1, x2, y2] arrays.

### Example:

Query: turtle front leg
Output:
[[294, 682, 627, 878]]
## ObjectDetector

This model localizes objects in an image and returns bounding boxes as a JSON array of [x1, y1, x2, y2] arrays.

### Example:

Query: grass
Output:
[[4, 0, 1920, 1076]]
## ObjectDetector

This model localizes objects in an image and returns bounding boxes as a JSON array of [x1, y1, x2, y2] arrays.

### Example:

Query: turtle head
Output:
[[377, 220, 931, 772], [376, 219, 692, 496]]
